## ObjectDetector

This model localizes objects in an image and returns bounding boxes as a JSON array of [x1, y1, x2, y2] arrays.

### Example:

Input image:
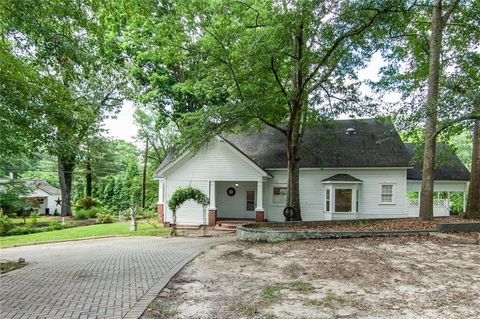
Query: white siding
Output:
[[164, 180, 209, 225], [407, 180, 468, 192], [162, 139, 266, 225], [166, 139, 265, 181], [265, 168, 408, 222]]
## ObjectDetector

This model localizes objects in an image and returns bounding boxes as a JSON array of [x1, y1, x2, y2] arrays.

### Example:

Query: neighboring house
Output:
[[0, 178, 62, 215], [153, 118, 471, 226]]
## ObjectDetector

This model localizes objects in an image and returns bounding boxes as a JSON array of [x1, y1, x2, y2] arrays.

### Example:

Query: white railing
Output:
[[433, 199, 446, 207], [408, 199, 447, 208], [408, 199, 419, 207]]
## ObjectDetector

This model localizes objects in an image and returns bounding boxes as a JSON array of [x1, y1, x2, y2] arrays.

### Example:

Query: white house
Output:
[[153, 119, 470, 226], [0, 178, 62, 215]]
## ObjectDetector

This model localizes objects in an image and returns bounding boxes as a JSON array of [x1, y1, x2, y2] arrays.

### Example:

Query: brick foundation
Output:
[[256, 210, 265, 222], [157, 203, 164, 223], [208, 209, 217, 226]]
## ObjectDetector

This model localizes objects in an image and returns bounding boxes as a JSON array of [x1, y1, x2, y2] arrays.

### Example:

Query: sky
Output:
[[102, 53, 401, 144]]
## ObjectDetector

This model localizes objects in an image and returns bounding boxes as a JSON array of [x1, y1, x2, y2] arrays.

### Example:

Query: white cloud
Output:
[[102, 100, 138, 143]]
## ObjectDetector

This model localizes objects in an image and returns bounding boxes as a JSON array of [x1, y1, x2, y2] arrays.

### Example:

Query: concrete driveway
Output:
[[0, 236, 233, 319]]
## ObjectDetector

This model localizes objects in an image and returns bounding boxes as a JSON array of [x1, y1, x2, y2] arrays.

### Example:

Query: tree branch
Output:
[[434, 112, 480, 137], [441, 0, 461, 28], [257, 116, 287, 135], [270, 56, 290, 108]]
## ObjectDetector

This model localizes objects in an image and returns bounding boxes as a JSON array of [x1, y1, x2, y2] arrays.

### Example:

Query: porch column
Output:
[[157, 178, 165, 224], [208, 180, 217, 226], [256, 179, 265, 222]]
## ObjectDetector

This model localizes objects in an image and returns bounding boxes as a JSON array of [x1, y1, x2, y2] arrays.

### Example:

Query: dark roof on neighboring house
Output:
[[322, 174, 363, 182], [405, 143, 470, 181], [25, 180, 61, 195], [0, 179, 61, 195], [225, 118, 411, 168]]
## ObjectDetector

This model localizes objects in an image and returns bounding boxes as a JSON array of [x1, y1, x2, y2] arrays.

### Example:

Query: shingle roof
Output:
[[225, 118, 411, 168], [25, 180, 61, 195], [322, 174, 363, 182], [405, 143, 470, 181]]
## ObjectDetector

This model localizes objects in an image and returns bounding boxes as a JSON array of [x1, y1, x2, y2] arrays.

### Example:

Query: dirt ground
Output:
[[142, 236, 480, 319]]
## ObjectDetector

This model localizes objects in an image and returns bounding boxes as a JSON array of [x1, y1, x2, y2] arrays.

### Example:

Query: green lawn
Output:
[[0, 221, 169, 248]]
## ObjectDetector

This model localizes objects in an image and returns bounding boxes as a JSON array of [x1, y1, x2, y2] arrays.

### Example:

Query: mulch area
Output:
[[258, 216, 480, 232]]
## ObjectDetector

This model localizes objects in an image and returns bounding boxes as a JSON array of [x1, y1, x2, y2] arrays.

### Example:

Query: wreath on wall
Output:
[[227, 187, 236, 196]]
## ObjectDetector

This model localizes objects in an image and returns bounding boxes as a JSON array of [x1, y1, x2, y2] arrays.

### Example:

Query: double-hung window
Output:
[[381, 184, 394, 203], [325, 188, 331, 212]]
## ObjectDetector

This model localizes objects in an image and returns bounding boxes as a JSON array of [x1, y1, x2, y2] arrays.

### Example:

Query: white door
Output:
[[244, 189, 256, 219]]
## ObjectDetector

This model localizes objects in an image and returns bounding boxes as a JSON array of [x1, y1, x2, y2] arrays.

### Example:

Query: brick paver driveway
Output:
[[0, 236, 233, 319]]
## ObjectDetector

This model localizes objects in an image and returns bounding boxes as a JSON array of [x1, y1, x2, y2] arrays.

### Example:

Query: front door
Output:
[[244, 190, 256, 219]]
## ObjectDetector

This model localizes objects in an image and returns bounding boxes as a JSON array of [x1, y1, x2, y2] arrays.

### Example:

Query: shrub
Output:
[[8, 225, 43, 236], [74, 209, 90, 220], [49, 221, 65, 231], [53, 209, 59, 216], [74, 197, 102, 210], [0, 215, 14, 236], [74, 207, 101, 219], [97, 211, 115, 224], [137, 208, 156, 220]]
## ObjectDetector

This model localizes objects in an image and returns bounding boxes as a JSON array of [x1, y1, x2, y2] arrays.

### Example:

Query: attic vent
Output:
[[346, 128, 357, 135]]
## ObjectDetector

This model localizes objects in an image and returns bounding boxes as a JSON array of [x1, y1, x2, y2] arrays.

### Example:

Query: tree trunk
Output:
[[286, 96, 303, 221], [141, 139, 149, 209], [419, 0, 443, 220], [286, 131, 301, 221], [58, 153, 75, 216], [85, 161, 92, 197], [465, 101, 480, 218]]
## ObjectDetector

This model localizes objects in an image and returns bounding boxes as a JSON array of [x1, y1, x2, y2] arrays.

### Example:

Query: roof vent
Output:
[[346, 128, 357, 135]]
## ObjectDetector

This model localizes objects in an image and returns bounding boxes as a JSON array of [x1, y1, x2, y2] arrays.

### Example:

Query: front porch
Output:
[[208, 180, 267, 226]]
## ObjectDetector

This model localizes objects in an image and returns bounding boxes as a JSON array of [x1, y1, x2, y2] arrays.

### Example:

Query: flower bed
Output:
[[237, 217, 480, 242]]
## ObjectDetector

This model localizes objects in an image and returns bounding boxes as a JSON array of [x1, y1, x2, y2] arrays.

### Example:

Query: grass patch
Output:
[[234, 302, 256, 317], [305, 290, 345, 308], [0, 260, 27, 274], [261, 281, 315, 304], [0, 221, 168, 248], [290, 281, 314, 293], [261, 283, 284, 302]]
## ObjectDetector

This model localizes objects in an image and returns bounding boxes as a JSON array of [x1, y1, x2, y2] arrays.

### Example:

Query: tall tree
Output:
[[375, 0, 478, 219], [121, 0, 412, 220], [466, 101, 480, 218], [419, 0, 461, 219], [1, 0, 126, 215]]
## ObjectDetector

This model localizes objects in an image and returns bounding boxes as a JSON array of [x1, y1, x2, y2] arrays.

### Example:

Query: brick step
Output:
[[214, 226, 237, 231], [175, 226, 201, 230], [215, 223, 239, 229]]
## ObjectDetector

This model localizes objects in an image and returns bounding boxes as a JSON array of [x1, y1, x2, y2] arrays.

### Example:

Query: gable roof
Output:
[[225, 118, 411, 168], [0, 179, 61, 195], [405, 143, 470, 181], [25, 180, 61, 195], [322, 174, 363, 183]]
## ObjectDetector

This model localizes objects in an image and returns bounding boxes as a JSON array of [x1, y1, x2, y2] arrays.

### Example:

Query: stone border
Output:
[[437, 223, 480, 233], [237, 219, 480, 242]]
